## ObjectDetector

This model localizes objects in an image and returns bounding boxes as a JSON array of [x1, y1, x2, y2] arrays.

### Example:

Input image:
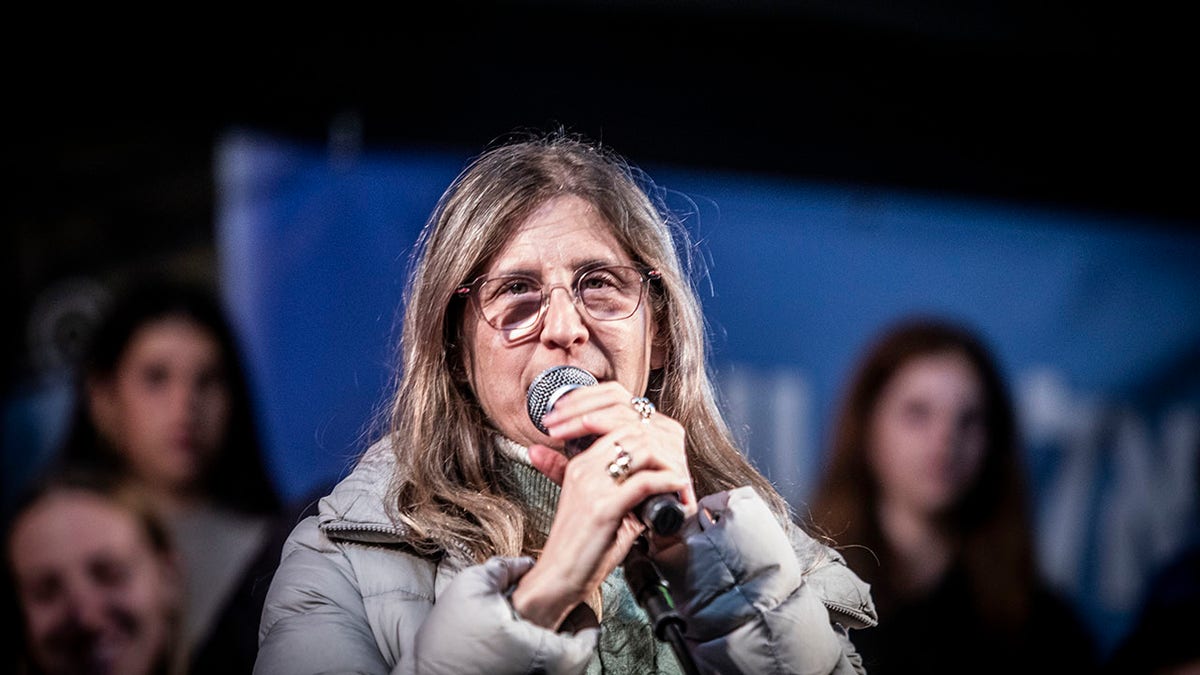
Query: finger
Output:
[[541, 383, 633, 428], [614, 468, 691, 497], [544, 401, 667, 446], [528, 443, 570, 484], [606, 425, 688, 476]]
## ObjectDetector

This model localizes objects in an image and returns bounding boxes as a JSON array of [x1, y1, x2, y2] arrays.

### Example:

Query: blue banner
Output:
[[215, 130, 1199, 653]]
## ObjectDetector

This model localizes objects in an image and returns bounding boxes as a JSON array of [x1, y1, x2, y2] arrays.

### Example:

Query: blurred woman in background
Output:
[[55, 275, 285, 673], [4, 468, 185, 675], [808, 316, 1099, 674]]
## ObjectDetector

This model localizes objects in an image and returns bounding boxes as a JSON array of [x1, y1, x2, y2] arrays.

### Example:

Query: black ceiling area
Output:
[[6, 2, 1198, 375]]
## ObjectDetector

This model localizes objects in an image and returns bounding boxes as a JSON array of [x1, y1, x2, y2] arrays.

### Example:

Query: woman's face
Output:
[[462, 195, 662, 450], [89, 317, 232, 491], [9, 490, 180, 675], [868, 350, 988, 518]]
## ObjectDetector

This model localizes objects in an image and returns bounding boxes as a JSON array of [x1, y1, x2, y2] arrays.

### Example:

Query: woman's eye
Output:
[[901, 400, 931, 425], [196, 367, 228, 392], [24, 575, 62, 605], [502, 280, 534, 295], [91, 557, 132, 588], [140, 364, 169, 388], [958, 408, 984, 433], [581, 276, 610, 290], [581, 270, 622, 290]]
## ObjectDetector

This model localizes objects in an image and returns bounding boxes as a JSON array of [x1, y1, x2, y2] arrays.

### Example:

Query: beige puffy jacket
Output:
[[255, 443, 877, 674]]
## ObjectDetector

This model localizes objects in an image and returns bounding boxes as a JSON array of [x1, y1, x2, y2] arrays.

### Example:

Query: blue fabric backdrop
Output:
[[214, 130, 1199, 654]]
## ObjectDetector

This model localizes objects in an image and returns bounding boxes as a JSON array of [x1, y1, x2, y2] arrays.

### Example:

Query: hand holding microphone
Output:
[[527, 365, 689, 537]]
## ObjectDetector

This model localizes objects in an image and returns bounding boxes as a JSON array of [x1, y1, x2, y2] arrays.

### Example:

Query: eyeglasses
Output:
[[455, 265, 660, 338]]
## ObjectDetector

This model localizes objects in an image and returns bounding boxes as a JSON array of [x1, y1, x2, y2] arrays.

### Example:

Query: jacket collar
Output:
[[316, 436, 539, 548], [317, 439, 411, 544]]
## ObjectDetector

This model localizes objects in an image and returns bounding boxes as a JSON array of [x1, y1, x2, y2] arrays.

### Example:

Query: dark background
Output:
[[7, 1, 1198, 386]]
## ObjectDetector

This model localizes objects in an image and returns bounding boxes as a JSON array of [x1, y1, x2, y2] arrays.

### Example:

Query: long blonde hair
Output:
[[381, 130, 789, 562]]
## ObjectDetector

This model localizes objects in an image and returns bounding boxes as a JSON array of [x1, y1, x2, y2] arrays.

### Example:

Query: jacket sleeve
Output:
[[254, 517, 599, 675], [411, 556, 598, 675], [253, 516, 396, 675], [653, 486, 877, 675]]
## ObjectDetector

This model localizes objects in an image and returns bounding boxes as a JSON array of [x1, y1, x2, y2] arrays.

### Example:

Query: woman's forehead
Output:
[[483, 197, 628, 274]]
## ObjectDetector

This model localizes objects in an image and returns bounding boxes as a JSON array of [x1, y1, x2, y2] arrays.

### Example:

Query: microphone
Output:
[[527, 364, 599, 458], [526, 365, 686, 536]]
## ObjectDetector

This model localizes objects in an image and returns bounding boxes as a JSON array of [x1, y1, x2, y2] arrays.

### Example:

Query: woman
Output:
[[807, 317, 1098, 674], [57, 277, 285, 673], [255, 130, 877, 674], [3, 468, 186, 675]]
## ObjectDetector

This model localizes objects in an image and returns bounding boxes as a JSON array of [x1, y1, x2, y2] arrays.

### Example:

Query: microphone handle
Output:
[[638, 493, 686, 537], [623, 536, 700, 675]]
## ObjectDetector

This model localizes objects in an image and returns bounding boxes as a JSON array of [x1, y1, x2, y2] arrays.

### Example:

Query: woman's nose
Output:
[[169, 381, 197, 417], [65, 581, 108, 630], [539, 286, 588, 348]]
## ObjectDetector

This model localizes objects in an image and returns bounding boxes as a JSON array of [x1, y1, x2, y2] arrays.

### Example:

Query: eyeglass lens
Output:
[[477, 266, 645, 331]]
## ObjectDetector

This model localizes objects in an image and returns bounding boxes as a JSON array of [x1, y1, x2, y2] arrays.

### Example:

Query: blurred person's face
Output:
[[461, 195, 663, 450], [90, 317, 232, 493], [868, 350, 987, 519], [9, 490, 180, 675]]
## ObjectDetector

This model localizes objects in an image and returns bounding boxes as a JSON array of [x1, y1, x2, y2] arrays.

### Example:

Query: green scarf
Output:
[[498, 453, 685, 675]]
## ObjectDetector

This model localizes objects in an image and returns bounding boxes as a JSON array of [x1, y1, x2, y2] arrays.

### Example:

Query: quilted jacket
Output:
[[254, 441, 877, 674]]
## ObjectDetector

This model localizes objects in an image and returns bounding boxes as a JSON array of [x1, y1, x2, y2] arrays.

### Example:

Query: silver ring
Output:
[[607, 444, 633, 483], [631, 397, 655, 424]]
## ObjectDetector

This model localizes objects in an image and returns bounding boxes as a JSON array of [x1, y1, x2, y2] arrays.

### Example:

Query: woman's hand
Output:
[[511, 382, 696, 629]]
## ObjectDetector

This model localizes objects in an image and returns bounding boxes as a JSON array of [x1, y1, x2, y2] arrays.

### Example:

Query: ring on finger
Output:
[[631, 397, 655, 424], [607, 443, 633, 483]]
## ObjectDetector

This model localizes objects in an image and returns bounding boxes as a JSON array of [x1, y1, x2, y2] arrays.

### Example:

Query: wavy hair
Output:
[[379, 129, 790, 561]]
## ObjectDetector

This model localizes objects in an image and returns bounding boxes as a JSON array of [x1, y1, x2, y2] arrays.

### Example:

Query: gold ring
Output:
[[606, 444, 633, 482], [631, 397, 655, 423]]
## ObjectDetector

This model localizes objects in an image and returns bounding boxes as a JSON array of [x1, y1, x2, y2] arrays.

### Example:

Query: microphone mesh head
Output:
[[526, 365, 597, 433]]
